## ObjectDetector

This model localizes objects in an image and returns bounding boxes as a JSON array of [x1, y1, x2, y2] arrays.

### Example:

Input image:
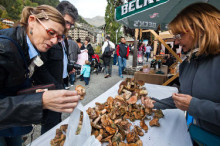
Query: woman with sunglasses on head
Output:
[[31, 1, 79, 134], [142, 2, 220, 142], [0, 5, 80, 145]]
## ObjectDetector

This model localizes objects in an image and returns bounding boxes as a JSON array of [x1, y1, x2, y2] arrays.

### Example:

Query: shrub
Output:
[[94, 45, 102, 55]]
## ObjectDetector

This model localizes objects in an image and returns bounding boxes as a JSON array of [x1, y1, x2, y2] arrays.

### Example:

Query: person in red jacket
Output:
[[116, 37, 129, 78]]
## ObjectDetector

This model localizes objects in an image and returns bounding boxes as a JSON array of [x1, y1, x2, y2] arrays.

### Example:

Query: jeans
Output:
[[118, 56, 126, 76], [113, 54, 118, 65], [63, 77, 69, 88], [69, 73, 76, 85], [105, 57, 113, 75], [84, 77, 90, 85], [146, 52, 151, 62], [0, 136, 22, 146]]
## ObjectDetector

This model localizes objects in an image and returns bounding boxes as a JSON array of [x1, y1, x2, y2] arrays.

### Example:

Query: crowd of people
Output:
[[0, 1, 219, 146]]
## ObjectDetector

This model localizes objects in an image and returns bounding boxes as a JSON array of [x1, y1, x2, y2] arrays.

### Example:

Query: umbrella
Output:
[[115, 0, 220, 30]]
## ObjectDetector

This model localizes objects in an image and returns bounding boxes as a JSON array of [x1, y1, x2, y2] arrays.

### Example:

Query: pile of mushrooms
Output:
[[51, 78, 164, 146], [50, 124, 68, 146]]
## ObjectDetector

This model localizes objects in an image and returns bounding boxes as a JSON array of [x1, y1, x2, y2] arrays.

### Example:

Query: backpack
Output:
[[104, 41, 113, 57]]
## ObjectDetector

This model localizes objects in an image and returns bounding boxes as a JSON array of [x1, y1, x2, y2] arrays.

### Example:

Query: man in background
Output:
[[146, 43, 152, 62], [102, 36, 115, 78], [116, 37, 129, 78], [33, 1, 78, 134], [67, 36, 80, 86]]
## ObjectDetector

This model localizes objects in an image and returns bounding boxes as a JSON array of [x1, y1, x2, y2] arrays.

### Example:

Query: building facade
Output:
[[68, 23, 97, 44]]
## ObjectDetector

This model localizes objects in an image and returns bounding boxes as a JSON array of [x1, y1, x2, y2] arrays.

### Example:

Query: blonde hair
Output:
[[85, 60, 90, 65], [168, 3, 220, 56], [20, 5, 66, 32]]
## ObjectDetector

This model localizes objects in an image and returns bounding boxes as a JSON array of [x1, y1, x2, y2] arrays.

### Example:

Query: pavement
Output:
[[24, 54, 151, 145]]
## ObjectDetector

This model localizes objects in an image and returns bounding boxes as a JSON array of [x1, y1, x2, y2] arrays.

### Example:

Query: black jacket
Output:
[[82, 43, 94, 61], [0, 26, 43, 130], [33, 38, 71, 89], [33, 43, 64, 89], [116, 43, 129, 58]]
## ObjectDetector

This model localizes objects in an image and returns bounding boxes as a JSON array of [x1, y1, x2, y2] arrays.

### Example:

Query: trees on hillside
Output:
[[105, 0, 123, 44], [0, 0, 58, 20]]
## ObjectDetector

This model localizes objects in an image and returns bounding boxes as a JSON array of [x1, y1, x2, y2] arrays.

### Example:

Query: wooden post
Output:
[[169, 61, 178, 70], [133, 29, 139, 67], [142, 30, 182, 63], [141, 29, 182, 86], [150, 32, 153, 43], [162, 73, 179, 86], [140, 29, 142, 40]]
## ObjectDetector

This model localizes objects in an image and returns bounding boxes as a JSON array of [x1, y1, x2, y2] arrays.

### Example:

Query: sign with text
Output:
[[115, 0, 169, 21], [134, 20, 157, 28]]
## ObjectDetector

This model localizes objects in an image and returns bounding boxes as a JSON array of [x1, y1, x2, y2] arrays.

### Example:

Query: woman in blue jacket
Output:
[[142, 2, 220, 139]]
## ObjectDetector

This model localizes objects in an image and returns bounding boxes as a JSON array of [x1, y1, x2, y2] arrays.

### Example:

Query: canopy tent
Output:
[[115, 0, 220, 30], [115, 0, 220, 85]]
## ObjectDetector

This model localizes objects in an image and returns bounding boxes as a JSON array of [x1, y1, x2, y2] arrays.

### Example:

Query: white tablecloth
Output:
[[29, 81, 192, 146]]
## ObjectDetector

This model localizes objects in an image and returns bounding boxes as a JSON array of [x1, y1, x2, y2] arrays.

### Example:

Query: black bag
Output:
[[104, 42, 113, 57]]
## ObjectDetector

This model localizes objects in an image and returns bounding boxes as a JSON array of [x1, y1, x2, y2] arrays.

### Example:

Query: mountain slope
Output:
[[84, 16, 105, 27]]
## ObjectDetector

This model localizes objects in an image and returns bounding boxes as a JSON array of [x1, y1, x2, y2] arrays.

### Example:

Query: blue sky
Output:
[[64, 0, 107, 18]]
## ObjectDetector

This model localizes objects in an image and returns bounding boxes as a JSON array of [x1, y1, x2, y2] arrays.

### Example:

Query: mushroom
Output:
[[126, 95, 138, 104], [153, 109, 164, 119], [134, 125, 144, 136], [122, 89, 132, 100], [137, 80, 145, 86], [75, 85, 86, 100], [145, 108, 153, 116], [140, 120, 148, 133], [149, 118, 160, 127], [96, 129, 104, 141]]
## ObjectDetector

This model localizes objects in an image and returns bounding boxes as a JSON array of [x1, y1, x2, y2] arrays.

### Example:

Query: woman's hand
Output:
[[42, 90, 80, 113], [172, 93, 192, 111], [141, 96, 156, 108]]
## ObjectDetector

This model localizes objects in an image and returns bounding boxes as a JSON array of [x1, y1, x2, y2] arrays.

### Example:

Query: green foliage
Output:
[[0, 0, 60, 20], [94, 45, 102, 55], [0, 9, 2, 17], [1, 10, 9, 19], [105, 0, 122, 44], [1, 0, 88, 26]]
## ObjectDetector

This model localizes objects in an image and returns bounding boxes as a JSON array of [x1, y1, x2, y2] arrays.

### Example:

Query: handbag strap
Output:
[[0, 35, 29, 76]]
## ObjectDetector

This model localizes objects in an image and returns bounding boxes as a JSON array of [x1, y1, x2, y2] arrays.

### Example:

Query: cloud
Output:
[[67, 0, 107, 18]]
